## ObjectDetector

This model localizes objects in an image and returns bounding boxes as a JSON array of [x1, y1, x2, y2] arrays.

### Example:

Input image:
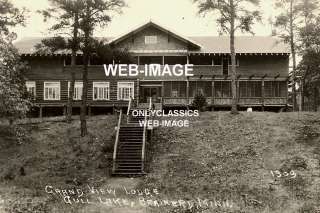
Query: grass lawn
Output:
[[0, 112, 319, 213], [140, 112, 320, 213], [0, 115, 117, 213]]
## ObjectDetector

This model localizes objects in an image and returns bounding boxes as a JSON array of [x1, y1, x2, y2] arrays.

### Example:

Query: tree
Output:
[[0, 0, 26, 37], [193, 0, 261, 114], [298, 16, 320, 111], [78, 0, 126, 136], [0, 36, 30, 123], [273, 0, 319, 111], [296, 0, 319, 110], [38, 0, 82, 123], [0, 0, 30, 123]]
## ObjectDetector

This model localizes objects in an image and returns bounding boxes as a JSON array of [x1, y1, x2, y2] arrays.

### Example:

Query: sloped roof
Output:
[[14, 21, 289, 55], [190, 36, 289, 54]]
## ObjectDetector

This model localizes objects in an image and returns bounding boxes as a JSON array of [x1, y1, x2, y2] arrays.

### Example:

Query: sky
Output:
[[12, 0, 276, 41]]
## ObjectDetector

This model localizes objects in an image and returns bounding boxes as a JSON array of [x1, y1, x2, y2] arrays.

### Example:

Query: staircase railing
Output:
[[112, 109, 122, 173], [127, 96, 133, 123], [141, 97, 152, 172]]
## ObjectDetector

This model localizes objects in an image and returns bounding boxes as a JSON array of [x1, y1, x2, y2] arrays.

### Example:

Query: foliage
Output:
[[91, 40, 135, 64], [0, 0, 26, 37], [192, 93, 207, 111], [272, 0, 320, 111], [193, 0, 261, 35], [0, 34, 30, 122]]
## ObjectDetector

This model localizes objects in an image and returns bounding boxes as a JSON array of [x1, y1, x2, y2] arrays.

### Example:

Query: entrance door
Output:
[[141, 87, 161, 103]]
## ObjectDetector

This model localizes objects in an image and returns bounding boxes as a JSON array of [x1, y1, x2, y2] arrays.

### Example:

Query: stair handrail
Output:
[[149, 96, 152, 110], [127, 96, 133, 124], [141, 97, 152, 172], [127, 96, 133, 116], [112, 109, 122, 173]]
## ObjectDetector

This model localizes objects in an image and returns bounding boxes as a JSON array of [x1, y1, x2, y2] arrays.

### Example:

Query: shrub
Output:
[[192, 93, 207, 111]]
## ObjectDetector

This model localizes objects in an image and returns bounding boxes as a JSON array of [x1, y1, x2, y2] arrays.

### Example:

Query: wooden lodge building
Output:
[[15, 21, 290, 116]]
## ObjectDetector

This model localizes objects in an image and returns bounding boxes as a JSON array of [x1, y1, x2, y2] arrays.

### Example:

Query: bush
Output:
[[192, 93, 207, 111]]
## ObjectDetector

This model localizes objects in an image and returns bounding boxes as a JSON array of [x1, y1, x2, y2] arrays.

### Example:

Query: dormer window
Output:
[[145, 36, 157, 44]]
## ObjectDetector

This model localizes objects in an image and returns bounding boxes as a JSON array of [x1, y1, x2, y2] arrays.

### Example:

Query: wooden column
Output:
[[186, 80, 190, 107], [137, 79, 140, 105], [212, 81, 215, 110], [161, 81, 165, 97], [63, 106, 67, 116], [88, 106, 91, 116], [261, 79, 265, 111], [39, 106, 43, 118]]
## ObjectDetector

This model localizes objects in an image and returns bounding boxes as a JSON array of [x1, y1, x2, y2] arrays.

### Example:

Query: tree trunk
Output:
[[230, 0, 238, 114], [66, 12, 79, 123], [290, 0, 297, 111], [80, 7, 90, 137]]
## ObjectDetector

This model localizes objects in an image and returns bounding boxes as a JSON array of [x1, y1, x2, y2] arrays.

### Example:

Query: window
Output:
[[171, 90, 178, 97], [145, 36, 157, 44], [239, 81, 262, 97], [68, 81, 83, 100], [118, 82, 134, 100], [264, 81, 287, 97], [93, 82, 110, 100], [26, 81, 36, 98], [214, 81, 232, 98], [189, 81, 212, 97], [164, 81, 187, 97], [44, 82, 60, 100]]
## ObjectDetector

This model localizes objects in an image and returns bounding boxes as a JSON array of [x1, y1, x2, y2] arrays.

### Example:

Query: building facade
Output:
[[15, 21, 290, 116]]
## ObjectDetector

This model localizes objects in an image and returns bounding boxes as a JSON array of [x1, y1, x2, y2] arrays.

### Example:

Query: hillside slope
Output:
[[141, 112, 320, 213], [0, 115, 117, 213]]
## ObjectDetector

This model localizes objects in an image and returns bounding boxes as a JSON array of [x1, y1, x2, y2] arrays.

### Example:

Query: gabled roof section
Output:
[[108, 20, 202, 49]]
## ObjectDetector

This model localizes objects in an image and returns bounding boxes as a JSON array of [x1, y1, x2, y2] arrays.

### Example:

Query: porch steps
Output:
[[113, 125, 145, 175]]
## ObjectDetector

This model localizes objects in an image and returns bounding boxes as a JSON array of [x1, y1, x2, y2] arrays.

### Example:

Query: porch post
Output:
[[63, 105, 67, 116], [212, 81, 215, 106], [186, 79, 190, 107], [261, 78, 265, 111], [39, 105, 43, 118], [88, 105, 92, 116], [137, 79, 140, 105], [161, 81, 165, 97]]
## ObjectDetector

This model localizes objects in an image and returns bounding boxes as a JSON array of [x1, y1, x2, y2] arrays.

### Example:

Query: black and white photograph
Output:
[[0, 0, 320, 212]]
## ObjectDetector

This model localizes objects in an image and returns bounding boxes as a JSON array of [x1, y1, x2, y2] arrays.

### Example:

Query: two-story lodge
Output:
[[15, 21, 290, 116]]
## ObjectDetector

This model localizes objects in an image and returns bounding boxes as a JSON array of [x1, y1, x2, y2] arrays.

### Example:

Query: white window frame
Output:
[[145, 36, 157, 44], [44, 81, 60, 100], [68, 81, 83, 100], [93, 82, 110, 101], [26, 81, 36, 97], [117, 82, 134, 101]]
